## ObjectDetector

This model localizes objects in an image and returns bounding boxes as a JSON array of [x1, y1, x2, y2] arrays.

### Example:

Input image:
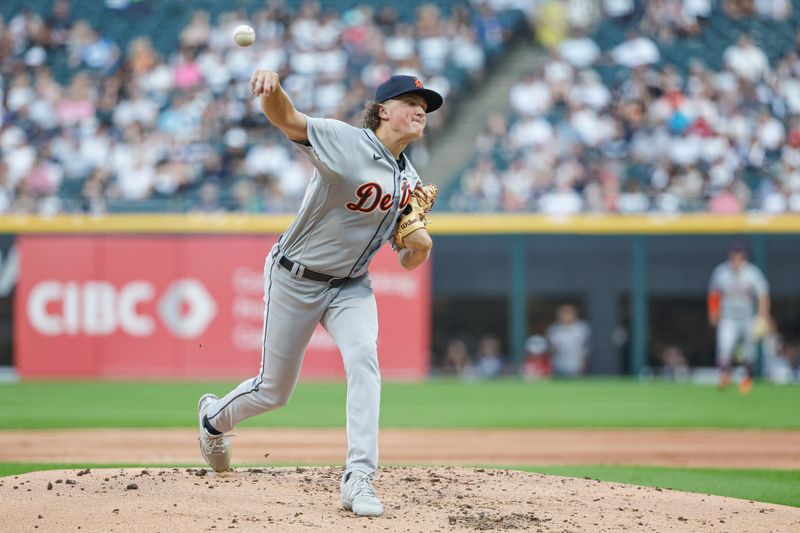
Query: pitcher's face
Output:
[[380, 94, 427, 140]]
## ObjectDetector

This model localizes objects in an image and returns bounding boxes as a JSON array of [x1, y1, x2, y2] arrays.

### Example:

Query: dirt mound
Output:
[[1, 466, 798, 532]]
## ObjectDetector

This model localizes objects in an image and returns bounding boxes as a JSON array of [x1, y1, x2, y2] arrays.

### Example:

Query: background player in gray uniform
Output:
[[707, 242, 770, 393], [196, 72, 443, 517], [546, 304, 591, 378]]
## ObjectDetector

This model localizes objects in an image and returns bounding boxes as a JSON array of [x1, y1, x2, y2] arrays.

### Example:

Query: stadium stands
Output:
[[448, 0, 800, 214], [0, 0, 525, 213]]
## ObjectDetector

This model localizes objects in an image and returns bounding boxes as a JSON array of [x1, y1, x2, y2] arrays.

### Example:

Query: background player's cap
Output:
[[729, 241, 747, 254], [375, 75, 443, 113]]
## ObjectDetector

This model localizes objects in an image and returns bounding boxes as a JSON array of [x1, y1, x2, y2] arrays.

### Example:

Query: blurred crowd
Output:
[[450, 0, 800, 214], [0, 0, 520, 214], [436, 303, 592, 380], [435, 302, 799, 383]]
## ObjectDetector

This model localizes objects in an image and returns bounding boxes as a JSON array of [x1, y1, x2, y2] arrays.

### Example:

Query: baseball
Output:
[[233, 24, 256, 47]]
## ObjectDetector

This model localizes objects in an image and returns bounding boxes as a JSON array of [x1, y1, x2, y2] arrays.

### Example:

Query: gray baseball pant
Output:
[[206, 246, 380, 475]]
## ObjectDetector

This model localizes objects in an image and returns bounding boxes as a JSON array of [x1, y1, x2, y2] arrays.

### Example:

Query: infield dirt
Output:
[[2, 429, 800, 531], [2, 428, 800, 468], [1, 466, 799, 532]]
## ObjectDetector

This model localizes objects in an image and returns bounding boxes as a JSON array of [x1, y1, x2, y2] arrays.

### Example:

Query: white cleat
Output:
[[197, 393, 234, 472], [341, 471, 384, 517]]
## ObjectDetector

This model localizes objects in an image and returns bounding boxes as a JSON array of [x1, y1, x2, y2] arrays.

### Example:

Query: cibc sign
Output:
[[15, 235, 430, 379], [27, 279, 216, 337]]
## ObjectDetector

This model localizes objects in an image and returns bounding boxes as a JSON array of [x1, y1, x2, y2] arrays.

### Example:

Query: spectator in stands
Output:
[[0, 1, 523, 214], [441, 337, 472, 377], [509, 71, 552, 117], [558, 28, 600, 69], [536, 0, 569, 49], [603, 0, 636, 20], [547, 304, 591, 377], [724, 0, 757, 18], [45, 0, 74, 49], [658, 345, 690, 381], [754, 0, 792, 21], [472, 334, 504, 378], [522, 334, 551, 379], [724, 34, 770, 82], [609, 31, 661, 68]]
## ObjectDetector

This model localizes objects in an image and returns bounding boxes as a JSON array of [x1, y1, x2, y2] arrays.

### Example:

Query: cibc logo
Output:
[[26, 279, 217, 338]]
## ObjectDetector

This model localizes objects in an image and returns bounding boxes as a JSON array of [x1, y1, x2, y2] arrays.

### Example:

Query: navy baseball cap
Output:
[[729, 241, 747, 254], [375, 75, 443, 113]]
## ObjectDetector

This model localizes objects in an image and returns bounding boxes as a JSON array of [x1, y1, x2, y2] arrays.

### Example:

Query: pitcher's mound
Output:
[[1, 466, 798, 532]]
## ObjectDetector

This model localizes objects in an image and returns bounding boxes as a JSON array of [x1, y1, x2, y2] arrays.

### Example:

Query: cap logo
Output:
[[414, 78, 423, 88]]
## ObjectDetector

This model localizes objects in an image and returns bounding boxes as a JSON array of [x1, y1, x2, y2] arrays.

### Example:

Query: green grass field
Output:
[[1, 379, 798, 429], [1, 379, 799, 507]]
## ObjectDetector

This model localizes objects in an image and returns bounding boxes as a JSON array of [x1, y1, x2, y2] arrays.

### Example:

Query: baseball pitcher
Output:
[[196, 73, 443, 517]]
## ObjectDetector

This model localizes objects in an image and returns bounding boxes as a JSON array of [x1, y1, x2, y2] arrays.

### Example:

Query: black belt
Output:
[[278, 256, 350, 287]]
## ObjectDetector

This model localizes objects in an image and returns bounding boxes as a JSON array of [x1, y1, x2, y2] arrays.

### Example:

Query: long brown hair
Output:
[[360, 101, 382, 130]]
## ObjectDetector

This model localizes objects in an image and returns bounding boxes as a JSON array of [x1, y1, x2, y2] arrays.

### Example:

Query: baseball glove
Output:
[[395, 184, 438, 249], [750, 315, 770, 340]]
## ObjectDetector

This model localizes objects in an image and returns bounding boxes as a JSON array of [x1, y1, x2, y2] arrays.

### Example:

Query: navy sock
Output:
[[203, 415, 222, 435]]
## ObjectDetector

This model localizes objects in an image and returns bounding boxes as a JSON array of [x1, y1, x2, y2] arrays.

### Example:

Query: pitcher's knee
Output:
[[343, 344, 379, 374], [253, 385, 292, 410]]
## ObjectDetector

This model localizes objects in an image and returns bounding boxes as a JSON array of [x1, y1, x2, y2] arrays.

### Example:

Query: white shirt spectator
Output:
[[604, 0, 635, 17], [569, 73, 611, 109], [385, 26, 415, 62], [244, 143, 292, 177], [558, 37, 600, 69], [197, 51, 231, 89], [117, 159, 155, 200], [756, 115, 786, 150], [509, 77, 552, 117], [755, 0, 792, 20], [28, 98, 58, 130], [113, 96, 159, 128], [290, 16, 319, 50], [683, 0, 712, 19], [277, 158, 312, 199], [3, 134, 36, 187], [701, 136, 731, 163], [288, 48, 319, 76], [315, 81, 346, 116], [761, 190, 788, 213], [610, 36, 661, 68], [503, 163, 534, 205], [544, 58, 574, 86], [314, 17, 342, 49], [7, 84, 35, 112], [789, 193, 800, 212], [509, 117, 554, 148], [316, 47, 348, 79], [418, 35, 450, 74], [724, 37, 770, 82], [669, 135, 702, 166], [539, 186, 583, 215], [451, 29, 486, 75], [618, 189, 650, 213], [571, 108, 614, 147], [779, 77, 800, 114]]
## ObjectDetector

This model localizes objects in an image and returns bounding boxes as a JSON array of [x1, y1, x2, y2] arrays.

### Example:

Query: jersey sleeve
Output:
[[708, 265, 722, 292], [293, 117, 358, 181], [750, 266, 769, 296]]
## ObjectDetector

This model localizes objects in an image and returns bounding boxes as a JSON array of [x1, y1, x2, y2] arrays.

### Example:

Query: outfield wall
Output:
[[0, 213, 799, 378], [6, 230, 430, 379]]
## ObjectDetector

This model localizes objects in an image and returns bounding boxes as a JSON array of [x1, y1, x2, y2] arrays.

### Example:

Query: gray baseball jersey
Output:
[[708, 261, 769, 321], [282, 117, 421, 277], [547, 320, 591, 376], [203, 116, 423, 478]]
